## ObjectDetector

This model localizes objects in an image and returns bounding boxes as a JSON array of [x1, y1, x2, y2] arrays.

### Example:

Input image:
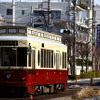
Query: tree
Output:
[[53, 20, 68, 29], [95, 47, 100, 72], [76, 42, 91, 73]]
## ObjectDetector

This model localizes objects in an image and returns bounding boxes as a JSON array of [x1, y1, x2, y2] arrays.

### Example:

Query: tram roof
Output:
[[0, 26, 62, 43], [0, 35, 66, 47]]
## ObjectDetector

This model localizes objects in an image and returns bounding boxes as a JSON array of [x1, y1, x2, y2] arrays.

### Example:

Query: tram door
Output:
[[27, 47, 35, 75], [31, 48, 35, 75]]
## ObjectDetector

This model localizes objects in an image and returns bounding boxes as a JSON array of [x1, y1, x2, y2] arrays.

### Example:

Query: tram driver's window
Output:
[[17, 48, 27, 66]]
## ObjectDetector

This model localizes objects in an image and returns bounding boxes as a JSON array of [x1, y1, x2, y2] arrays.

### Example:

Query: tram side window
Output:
[[56, 53, 60, 69], [38, 50, 40, 66], [41, 49, 53, 68], [32, 50, 35, 68], [62, 52, 67, 68]]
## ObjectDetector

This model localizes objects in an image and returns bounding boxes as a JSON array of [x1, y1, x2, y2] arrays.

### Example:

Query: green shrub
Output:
[[95, 72, 100, 77], [80, 72, 100, 78], [68, 74, 80, 79], [80, 72, 95, 78], [68, 72, 100, 80]]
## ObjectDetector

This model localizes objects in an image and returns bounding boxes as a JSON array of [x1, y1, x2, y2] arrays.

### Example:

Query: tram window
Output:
[[60, 54, 61, 66], [0, 47, 27, 67], [40, 49, 53, 68], [8, 29, 17, 33], [0, 29, 6, 34], [62, 52, 67, 68], [50, 50, 53, 68], [44, 49, 46, 67], [0, 41, 18, 46], [41, 43, 44, 47], [32, 50, 35, 68], [0, 48, 1, 66], [41, 49, 44, 67], [38, 50, 40, 66], [29, 53, 31, 66], [17, 48, 27, 66], [56, 53, 60, 69], [54, 53, 55, 66], [19, 29, 26, 34], [0, 47, 16, 66]]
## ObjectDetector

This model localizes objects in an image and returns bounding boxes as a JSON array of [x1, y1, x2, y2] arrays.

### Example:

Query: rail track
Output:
[[0, 89, 80, 100]]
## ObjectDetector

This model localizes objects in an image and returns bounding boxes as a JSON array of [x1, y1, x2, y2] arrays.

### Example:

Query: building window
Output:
[[22, 10, 25, 15], [7, 9, 12, 15], [33, 11, 44, 17], [86, 1, 89, 4], [51, 11, 61, 19]]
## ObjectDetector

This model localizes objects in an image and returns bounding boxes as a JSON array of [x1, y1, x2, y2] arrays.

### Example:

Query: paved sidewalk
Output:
[[46, 78, 100, 100], [68, 78, 100, 83], [46, 95, 100, 100]]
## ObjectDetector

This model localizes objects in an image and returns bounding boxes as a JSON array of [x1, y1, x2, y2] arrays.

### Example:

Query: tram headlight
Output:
[[21, 77, 26, 81]]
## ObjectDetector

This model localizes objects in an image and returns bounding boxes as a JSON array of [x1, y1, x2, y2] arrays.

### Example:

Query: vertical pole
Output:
[[30, 6, 33, 27], [12, 0, 15, 26], [72, 0, 76, 74], [48, 0, 50, 26], [92, 0, 94, 71], [88, 0, 94, 72], [68, 0, 70, 29]]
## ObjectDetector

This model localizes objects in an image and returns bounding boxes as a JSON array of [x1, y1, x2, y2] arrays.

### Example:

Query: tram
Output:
[[0, 26, 68, 96]]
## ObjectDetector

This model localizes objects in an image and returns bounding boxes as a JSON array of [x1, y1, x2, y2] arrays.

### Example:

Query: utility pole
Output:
[[39, 0, 51, 28], [92, 0, 95, 71], [12, 0, 15, 26], [47, 0, 50, 26], [72, 0, 76, 74]]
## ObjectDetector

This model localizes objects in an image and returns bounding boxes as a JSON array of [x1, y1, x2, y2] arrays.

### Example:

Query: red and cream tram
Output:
[[0, 26, 68, 96]]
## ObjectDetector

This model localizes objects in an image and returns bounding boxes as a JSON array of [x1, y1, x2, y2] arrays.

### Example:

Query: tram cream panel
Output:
[[18, 40, 27, 46], [27, 39, 67, 70], [27, 27, 62, 43]]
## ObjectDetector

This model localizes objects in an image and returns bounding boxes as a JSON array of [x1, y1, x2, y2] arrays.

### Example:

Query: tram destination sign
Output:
[[0, 41, 18, 46]]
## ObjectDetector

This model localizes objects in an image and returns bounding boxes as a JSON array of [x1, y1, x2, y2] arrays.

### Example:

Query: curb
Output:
[[68, 78, 100, 83]]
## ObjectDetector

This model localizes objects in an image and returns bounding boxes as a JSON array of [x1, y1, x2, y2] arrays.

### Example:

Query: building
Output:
[[67, 0, 94, 75], [94, 4, 100, 72], [0, 1, 69, 27], [95, 24, 100, 72], [0, 0, 94, 75]]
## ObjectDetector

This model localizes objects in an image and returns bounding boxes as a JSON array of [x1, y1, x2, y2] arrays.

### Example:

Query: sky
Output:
[[0, 0, 100, 5], [94, 0, 100, 5]]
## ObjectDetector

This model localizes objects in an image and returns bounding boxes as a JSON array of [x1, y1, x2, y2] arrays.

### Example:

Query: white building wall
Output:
[[0, 2, 69, 26], [94, 5, 100, 24]]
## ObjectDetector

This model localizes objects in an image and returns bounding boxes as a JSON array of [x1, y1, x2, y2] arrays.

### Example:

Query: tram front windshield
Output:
[[0, 47, 27, 66]]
